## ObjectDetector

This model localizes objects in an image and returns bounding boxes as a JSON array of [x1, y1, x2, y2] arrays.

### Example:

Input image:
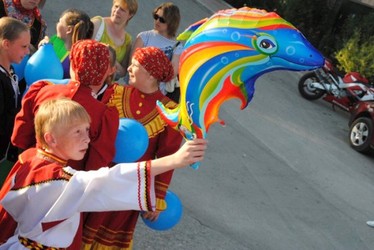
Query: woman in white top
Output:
[[132, 2, 183, 99]]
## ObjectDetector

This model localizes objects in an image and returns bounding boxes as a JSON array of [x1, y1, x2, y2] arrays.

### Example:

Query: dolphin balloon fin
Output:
[[177, 18, 208, 42], [156, 100, 180, 130]]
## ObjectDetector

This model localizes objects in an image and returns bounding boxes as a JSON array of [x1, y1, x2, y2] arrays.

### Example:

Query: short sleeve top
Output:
[[138, 30, 184, 60]]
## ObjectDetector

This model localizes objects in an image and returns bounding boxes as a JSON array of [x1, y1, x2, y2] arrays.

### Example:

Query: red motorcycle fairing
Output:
[[343, 72, 369, 84]]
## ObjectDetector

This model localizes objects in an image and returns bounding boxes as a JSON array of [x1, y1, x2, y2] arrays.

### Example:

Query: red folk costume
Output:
[[11, 40, 118, 171], [8, 40, 119, 247], [11, 80, 118, 170], [82, 47, 183, 249], [0, 147, 156, 248]]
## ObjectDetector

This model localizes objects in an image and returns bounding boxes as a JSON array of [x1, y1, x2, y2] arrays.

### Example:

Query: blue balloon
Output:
[[114, 118, 149, 163], [24, 43, 63, 86], [142, 190, 183, 231], [11, 54, 29, 80]]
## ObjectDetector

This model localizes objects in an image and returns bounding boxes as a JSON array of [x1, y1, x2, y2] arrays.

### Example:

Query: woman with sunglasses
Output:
[[131, 2, 183, 102]]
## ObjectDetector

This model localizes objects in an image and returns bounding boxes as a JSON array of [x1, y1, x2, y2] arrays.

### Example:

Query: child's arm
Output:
[[26, 139, 208, 222]]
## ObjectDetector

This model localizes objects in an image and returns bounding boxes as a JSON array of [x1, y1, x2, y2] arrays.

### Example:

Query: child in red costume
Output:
[[0, 98, 207, 248], [11, 39, 119, 171], [82, 47, 183, 249], [8, 39, 119, 248]]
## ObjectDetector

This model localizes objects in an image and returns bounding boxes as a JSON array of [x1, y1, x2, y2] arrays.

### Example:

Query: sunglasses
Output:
[[153, 13, 166, 24]]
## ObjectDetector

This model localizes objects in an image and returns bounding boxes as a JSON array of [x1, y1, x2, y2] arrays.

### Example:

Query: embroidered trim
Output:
[[136, 161, 152, 211], [145, 160, 152, 211], [137, 162, 143, 211], [82, 224, 133, 248], [108, 86, 178, 138], [37, 149, 67, 166], [11, 150, 71, 191], [18, 236, 64, 250]]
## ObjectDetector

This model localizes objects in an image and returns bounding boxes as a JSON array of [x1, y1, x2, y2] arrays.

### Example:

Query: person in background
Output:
[[82, 46, 183, 249], [0, 97, 207, 249], [38, 8, 93, 78], [0, 0, 47, 52], [91, 0, 137, 80], [0, 17, 31, 187], [0, 17, 30, 187], [131, 2, 182, 102]]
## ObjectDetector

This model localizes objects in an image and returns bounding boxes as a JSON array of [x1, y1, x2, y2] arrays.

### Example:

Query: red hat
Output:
[[133, 46, 174, 82], [70, 39, 110, 86]]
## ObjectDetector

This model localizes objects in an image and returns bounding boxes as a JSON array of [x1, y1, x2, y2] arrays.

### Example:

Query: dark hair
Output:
[[153, 2, 180, 37], [61, 9, 94, 44], [0, 17, 29, 42]]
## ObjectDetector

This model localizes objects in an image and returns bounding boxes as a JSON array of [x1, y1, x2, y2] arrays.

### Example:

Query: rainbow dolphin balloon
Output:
[[156, 7, 324, 166]]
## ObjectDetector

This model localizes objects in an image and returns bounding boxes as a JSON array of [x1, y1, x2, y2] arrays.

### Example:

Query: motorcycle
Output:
[[298, 58, 374, 112]]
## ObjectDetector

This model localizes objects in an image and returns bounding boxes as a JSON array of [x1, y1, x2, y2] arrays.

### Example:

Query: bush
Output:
[[335, 31, 374, 82]]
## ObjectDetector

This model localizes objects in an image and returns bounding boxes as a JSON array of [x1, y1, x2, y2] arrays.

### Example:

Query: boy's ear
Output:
[[44, 132, 56, 146]]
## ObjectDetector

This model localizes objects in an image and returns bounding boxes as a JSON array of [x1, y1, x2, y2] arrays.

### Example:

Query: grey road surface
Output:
[[42, 1, 374, 249]]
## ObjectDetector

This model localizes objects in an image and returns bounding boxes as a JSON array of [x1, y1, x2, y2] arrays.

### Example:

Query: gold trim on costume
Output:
[[108, 86, 178, 138], [18, 236, 64, 250]]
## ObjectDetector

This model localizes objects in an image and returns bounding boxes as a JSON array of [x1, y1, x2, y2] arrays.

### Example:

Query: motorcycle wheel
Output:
[[349, 117, 373, 154], [298, 72, 325, 100]]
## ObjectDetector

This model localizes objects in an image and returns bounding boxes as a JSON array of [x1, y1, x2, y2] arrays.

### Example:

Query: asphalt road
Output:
[[42, 1, 374, 249]]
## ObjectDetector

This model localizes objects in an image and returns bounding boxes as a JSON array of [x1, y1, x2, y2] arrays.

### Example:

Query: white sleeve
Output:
[[44, 161, 155, 221]]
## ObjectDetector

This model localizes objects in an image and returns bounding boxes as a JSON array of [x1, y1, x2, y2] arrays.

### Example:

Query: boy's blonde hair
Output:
[[35, 98, 91, 148], [0, 17, 29, 42]]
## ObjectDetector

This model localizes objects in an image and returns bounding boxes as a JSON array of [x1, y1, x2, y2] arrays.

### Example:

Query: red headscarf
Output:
[[133, 47, 174, 82], [70, 40, 110, 86]]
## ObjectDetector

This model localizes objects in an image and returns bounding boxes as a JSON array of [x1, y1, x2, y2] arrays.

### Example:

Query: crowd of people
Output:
[[0, 0, 207, 249]]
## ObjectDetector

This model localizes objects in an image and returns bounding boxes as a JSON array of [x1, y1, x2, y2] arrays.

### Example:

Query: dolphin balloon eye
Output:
[[254, 35, 277, 55], [260, 40, 273, 49]]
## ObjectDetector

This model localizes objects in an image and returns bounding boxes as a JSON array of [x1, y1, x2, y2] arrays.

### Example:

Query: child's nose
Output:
[[84, 133, 90, 144]]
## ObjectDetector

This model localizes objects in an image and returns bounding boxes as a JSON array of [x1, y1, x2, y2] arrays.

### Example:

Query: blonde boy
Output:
[[0, 98, 207, 249]]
